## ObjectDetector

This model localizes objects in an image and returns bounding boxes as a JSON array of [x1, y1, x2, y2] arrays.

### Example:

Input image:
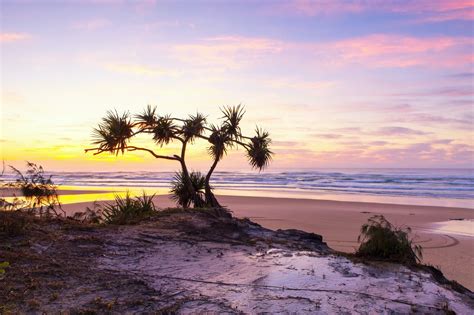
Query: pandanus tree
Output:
[[85, 105, 273, 208]]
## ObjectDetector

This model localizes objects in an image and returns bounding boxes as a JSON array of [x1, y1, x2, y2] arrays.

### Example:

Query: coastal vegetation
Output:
[[4, 162, 63, 217], [85, 105, 273, 208], [100, 192, 157, 225], [357, 215, 423, 265]]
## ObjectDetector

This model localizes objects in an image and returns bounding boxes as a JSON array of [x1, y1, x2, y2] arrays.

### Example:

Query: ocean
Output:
[[2, 168, 473, 208]]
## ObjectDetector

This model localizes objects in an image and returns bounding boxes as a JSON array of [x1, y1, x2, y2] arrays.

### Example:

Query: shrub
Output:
[[356, 215, 422, 265], [9, 162, 64, 217], [102, 192, 157, 225], [170, 171, 206, 208]]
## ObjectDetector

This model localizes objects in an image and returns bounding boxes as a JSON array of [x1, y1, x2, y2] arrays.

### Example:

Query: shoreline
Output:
[[3, 181, 473, 209], [2, 185, 473, 210]]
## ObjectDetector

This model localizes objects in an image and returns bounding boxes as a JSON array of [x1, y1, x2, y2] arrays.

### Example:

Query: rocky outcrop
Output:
[[1, 209, 472, 314]]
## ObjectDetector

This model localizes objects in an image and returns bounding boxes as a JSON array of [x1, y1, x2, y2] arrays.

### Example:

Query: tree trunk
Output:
[[204, 158, 221, 208], [179, 159, 198, 208], [179, 140, 204, 208]]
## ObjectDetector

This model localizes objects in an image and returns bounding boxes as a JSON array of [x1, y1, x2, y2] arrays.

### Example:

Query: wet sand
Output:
[[50, 193, 474, 290]]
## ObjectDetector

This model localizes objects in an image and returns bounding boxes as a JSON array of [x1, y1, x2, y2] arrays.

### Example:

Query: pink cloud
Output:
[[0, 32, 30, 43], [269, 0, 474, 22], [391, 86, 474, 98], [313, 133, 343, 139], [391, 0, 474, 22], [169, 34, 471, 70], [280, 140, 473, 168], [171, 36, 285, 69], [325, 34, 471, 68], [273, 0, 364, 16], [374, 126, 429, 136]]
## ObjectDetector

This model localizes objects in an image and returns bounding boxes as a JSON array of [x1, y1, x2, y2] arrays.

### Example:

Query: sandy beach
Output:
[[57, 191, 474, 291]]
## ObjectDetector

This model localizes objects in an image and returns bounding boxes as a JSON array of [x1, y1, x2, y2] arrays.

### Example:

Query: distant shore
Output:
[[51, 190, 474, 291]]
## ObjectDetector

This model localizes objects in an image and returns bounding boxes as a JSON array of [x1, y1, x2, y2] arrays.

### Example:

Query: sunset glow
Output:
[[1, 0, 473, 171]]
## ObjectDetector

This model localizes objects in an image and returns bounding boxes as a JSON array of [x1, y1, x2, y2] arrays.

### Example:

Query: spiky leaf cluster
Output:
[[135, 105, 157, 129], [152, 115, 176, 146], [246, 127, 272, 170], [170, 171, 206, 208], [181, 113, 206, 142], [102, 192, 156, 225], [221, 104, 245, 140], [207, 125, 232, 162], [92, 110, 133, 155]]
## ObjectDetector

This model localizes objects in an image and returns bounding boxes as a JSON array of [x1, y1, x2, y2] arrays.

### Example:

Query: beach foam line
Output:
[[429, 219, 474, 237]]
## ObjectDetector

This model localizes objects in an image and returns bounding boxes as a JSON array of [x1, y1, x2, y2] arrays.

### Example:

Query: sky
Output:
[[1, 0, 473, 172]]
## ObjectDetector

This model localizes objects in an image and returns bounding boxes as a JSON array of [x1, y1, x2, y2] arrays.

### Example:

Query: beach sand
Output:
[[51, 193, 474, 291]]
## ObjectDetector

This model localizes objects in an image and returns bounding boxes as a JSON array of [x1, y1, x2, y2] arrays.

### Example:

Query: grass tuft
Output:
[[356, 215, 422, 265], [101, 192, 157, 225]]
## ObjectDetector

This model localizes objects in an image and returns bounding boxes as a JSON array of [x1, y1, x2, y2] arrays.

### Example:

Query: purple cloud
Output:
[[374, 126, 430, 136]]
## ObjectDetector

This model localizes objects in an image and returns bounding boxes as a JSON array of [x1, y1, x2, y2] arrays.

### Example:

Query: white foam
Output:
[[430, 219, 474, 237]]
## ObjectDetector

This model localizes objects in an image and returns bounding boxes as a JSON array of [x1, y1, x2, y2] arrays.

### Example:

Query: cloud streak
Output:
[[171, 36, 284, 69], [0, 32, 30, 43], [374, 126, 430, 136], [167, 34, 471, 70], [269, 0, 474, 22]]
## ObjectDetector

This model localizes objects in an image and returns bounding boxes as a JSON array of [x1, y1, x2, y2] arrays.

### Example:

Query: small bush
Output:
[[170, 171, 206, 208], [102, 192, 157, 225], [9, 162, 64, 217], [356, 215, 422, 265]]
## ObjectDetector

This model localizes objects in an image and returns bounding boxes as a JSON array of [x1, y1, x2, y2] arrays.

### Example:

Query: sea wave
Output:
[[2, 169, 473, 201]]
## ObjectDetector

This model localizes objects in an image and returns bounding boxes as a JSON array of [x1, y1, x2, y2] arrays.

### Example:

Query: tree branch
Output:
[[85, 146, 180, 161], [126, 146, 180, 160], [194, 134, 250, 150]]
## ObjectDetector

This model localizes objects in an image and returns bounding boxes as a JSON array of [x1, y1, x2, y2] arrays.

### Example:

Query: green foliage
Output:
[[181, 113, 206, 142], [152, 115, 177, 146], [88, 104, 273, 208], [135, 104, 158, 128], [92, 110, 133, 155], [221, 104, 245, 140], [356, 215, 423, 265], [207, 124, 231, 161], [170, 171, 207, 208], [246, 128, 273, 170], [9, 162, 63, 217], [102, 192, 157, 225]]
